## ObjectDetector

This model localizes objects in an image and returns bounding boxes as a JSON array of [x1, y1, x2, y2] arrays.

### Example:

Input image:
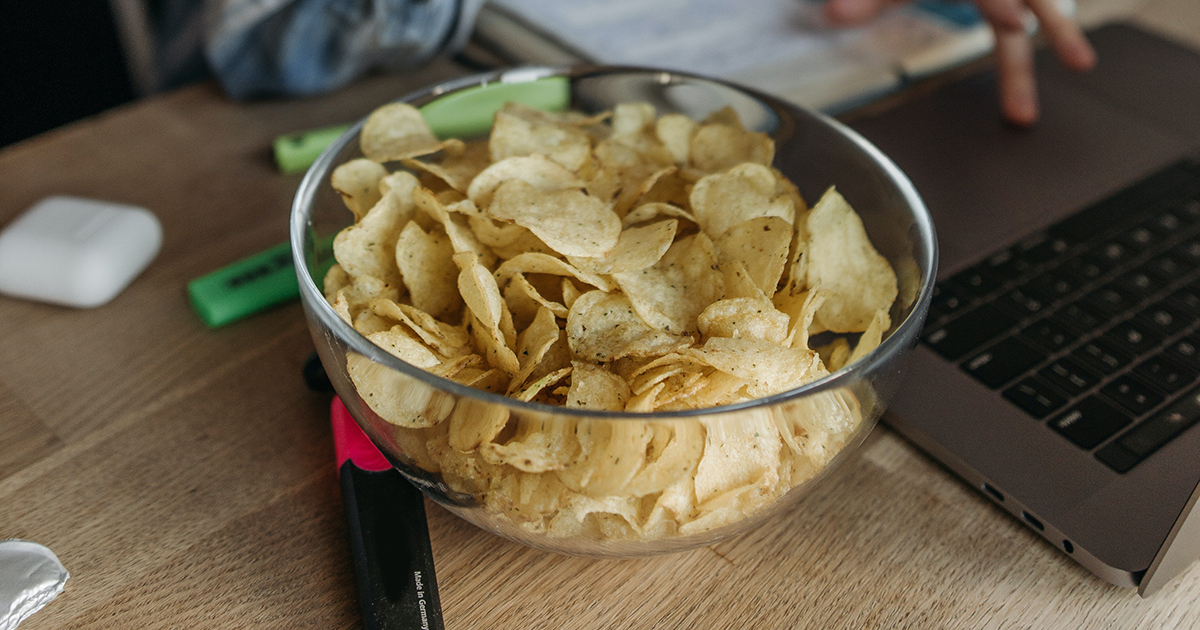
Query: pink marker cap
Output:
[[331, 397, 392, 472]]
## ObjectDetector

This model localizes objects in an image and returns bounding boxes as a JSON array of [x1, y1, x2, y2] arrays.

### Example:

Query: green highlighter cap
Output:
[[199, 75, 570, 328], [187, 240, 334, 328], [274, 123, 353, 175]]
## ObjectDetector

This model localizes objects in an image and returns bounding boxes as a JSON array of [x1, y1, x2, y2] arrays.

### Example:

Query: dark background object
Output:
[[0, 0, 136, 147]]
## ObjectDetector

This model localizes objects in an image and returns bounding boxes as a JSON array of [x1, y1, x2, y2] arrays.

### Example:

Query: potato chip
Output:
[[721, 260, 768, 301], [348, 354, 445, 429], [413, 187, 497, 268], [495, 253, 616, 293], [448, 398, 511, 452], [332, 171, 418, 284], [688, 109, 775, 173], [467, 216, 556, 260], [324, 263, 351, 301], [713, 216, 792, 295], [655, 113, 696, 164], [489, 102, 592, 171], [360, 102, 445, 163], [626, 420, 705, 497], [467, 154, 583, 208], [331, 158, 386, 222], [400, 139, 489, 193], [566, 291, 694, 362], [565, 361, 632, 410], [369, 298, 472, 358], [697, 298, 791, 345], [511, 366, 573, 403], [508, 307, 566, 393], [621, 202, 696, 228], [395, 221, 461, 319], [556, 419, 651, 497], [847, 308, 889, 366], [693, 411, 781, 503], [686, 337, 823, 398], [488, 180, 621, 258], [612, 232, 724, 334], [567, 219, 677, 275], [504, 273, 569, 327], [457, 254, 520, 375], [561, 278, 583, 310], [805, 187, 897, 333], [773, 289, 825, 350], [689, 163, 795, 239]]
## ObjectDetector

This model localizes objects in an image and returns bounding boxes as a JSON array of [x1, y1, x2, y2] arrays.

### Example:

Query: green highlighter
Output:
[[189, 75, 570, 328]]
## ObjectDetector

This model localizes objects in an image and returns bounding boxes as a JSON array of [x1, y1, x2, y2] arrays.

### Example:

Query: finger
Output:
[[973, 0, 1026, 32], [994, 27, 1039, 126], [1024, 0, 1097, 71], [824, 0, 889, 25]]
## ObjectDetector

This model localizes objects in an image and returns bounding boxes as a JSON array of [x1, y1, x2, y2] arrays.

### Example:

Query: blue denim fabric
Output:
[[150, 0, 479, 99]]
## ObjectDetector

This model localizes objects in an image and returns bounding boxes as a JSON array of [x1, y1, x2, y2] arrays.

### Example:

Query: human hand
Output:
[[824, 0, 1097, 125]]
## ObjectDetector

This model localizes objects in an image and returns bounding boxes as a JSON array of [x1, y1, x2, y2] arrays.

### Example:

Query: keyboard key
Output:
[[1134, 357, 1199, 394], [1146, 210, 1183, 235], [1112, 271, 1160, 301], [1139, 254, 1189, 280], [1083, 241, 1134, 273], [927, 284, 971, 322], [1015, 233, 1072, 266], [984, 249, 1035, 283], [948, 266, 1004, 299], [1050, 396, 1134, 449], [1135, 303, 1191, 337], [964, 337, 1045, 389], [1004, 376, 1068, 419], [1083, 285, 1139, 317], [1057, 257, 1106, 286], [1172, 238, 1200, 266], [923, 304, 1018, 361], [1164, 286, 1200, 314], [995, 288, 1047, 319], [1095, 442, 1142, 473], [1040, 358, 1099, 396], [1101, 375, 1165, 416], [1050, 301, 1105, 336], [1020, 319, 1076, 352], [1117, 225, 1158, 252], [1102, 320, 1163, 356], [1072, 339, 1132, 375], [1023, 272, 1079, 304], [1165, 336, 1200, 371], [1118, 388, 1200, 457]]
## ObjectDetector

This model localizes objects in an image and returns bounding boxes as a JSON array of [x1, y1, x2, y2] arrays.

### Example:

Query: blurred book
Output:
[[472, 0, 1002, 113]]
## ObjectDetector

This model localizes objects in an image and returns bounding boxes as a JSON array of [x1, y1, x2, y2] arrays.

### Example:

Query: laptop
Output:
[[846, 22, 1200, 596]]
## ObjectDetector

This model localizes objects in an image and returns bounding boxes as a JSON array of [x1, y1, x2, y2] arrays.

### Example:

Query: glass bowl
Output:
[[290, 66, 938, 556]]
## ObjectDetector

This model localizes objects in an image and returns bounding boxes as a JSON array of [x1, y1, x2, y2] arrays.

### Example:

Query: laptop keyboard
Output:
[[921, 156, 1200, 473]]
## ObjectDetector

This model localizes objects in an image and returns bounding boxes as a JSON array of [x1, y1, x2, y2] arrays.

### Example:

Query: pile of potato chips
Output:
[[323, 99, 898, 542]]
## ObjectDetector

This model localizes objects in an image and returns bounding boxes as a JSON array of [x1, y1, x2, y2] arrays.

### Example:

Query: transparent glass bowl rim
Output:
[[290, 64, 939, 420]]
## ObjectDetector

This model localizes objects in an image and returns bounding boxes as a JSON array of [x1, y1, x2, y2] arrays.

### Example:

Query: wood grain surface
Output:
[[3, 5, 1200, 628]]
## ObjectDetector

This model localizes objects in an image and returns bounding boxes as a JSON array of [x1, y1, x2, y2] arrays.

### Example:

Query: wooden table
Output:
[[3, 5, 1199, 628]]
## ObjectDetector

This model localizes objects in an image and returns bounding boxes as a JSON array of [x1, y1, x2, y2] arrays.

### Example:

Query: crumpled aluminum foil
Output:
[[0, 540, 68, 630]]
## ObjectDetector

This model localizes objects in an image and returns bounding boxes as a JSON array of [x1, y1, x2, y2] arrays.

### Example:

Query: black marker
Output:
[[332, 398, 446, 630]]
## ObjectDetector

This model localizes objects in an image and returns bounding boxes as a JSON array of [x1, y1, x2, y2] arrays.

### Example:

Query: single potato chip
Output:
[[612, 232, 724, 334], [689, 163, 795, 239], [395, 221, 461, 319], [714, 216, 793, 295], [467, 154, 583, 209], [360, 102, 445, 163], [331, 158, 386, 222], [489, 180, 622, 258], [566, 291, 694, 362], [489, 102, 592, 171], [805, 187, 897, 333]]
